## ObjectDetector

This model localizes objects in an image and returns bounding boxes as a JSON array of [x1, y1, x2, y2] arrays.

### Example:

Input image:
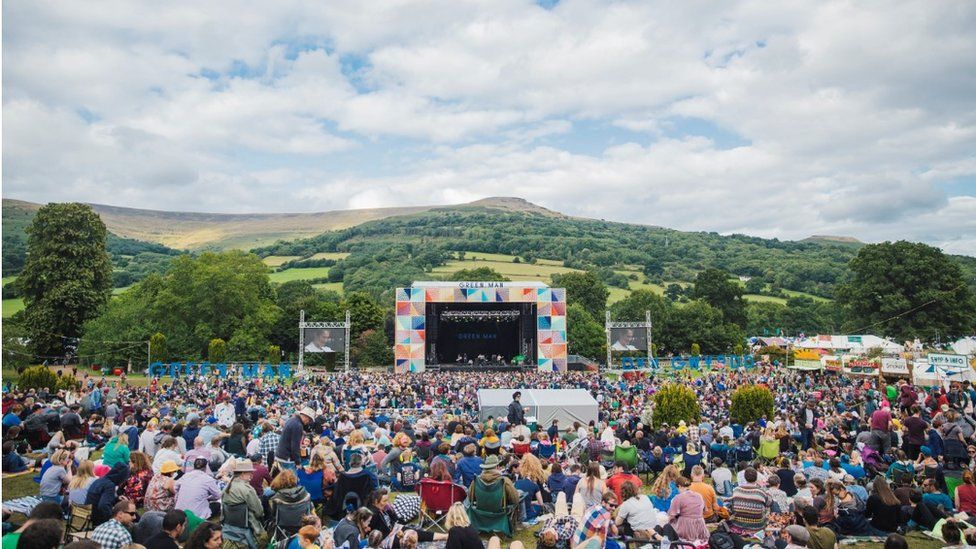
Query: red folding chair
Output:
[[417, 478, 467, 532]]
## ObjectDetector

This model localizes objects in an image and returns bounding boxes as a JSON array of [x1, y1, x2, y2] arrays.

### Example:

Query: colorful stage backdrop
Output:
[[395, 281, 568, 373]]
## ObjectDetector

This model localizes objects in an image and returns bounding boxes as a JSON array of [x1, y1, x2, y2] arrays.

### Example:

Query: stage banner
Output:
[[303, 327, 346, 353]]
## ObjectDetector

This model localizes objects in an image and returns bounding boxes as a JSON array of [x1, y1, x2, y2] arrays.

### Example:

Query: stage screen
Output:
[[303, 328, 345, 353], [426, 302, 536, 365], [610, 327, 648, 352]]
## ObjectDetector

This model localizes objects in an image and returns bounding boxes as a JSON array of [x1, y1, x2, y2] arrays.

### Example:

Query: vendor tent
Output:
[[912, 360, 976, 388], [477, 388, 598, 427], [952, 337, 976, 357]]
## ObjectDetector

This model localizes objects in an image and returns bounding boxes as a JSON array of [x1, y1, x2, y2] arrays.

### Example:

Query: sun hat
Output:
[[160, 460, 179, 474], [233, 460, 255, 473], [298, 407, 316, 420], [481, 455, 501, 470]]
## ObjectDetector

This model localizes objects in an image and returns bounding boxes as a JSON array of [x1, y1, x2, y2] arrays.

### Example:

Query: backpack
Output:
[[708, 530, 736, 549]]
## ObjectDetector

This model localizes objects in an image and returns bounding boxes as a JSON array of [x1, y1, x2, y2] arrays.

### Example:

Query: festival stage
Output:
[[395, 281, 568, 373]]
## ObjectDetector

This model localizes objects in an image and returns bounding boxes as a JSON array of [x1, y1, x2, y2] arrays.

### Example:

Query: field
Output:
[[310, 252, 350, 261], [262, 255, 301, 267], [268, 266, 332, 283], [3, 298, 24, 317]]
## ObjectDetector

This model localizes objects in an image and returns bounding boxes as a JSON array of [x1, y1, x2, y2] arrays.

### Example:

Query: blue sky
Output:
[[2, 0, 975, 254]]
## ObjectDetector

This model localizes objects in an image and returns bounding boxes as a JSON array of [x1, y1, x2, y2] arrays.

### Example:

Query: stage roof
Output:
[[476, 388, 598, 427]]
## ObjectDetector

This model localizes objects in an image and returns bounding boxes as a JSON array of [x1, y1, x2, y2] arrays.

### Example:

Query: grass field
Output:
[[2, 298, 24, 317], [262, 255, 301, 267], [268, 266, 332, 283], [310, 252, 350, 261], [2, 276, 16, 287]]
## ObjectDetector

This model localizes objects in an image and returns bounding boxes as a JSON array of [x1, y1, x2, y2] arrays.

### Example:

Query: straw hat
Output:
[[160, 460, 179, 474]]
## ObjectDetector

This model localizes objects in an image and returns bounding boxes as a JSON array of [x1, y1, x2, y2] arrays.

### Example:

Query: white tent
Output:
[[912, 360, 976, 388], [795, 335, 903, 354], [952, 337, 976, 357], [477, 389, 598, 427]]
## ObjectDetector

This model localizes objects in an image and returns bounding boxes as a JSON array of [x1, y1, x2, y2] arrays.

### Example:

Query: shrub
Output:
[[208, 338, 227, 363], [267, 345, 281, 365], [730, 385, 775, 425], [690, 343, 701, 356], [651, 384, 701, 428], [56, 374, 79, 391], [18, 365, 59, 391]]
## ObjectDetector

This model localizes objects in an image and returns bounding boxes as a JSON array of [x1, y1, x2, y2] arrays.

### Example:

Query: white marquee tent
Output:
[[952, 337, 976, 357], [477, 388, 598, 427], [794, 335, 903, 354]]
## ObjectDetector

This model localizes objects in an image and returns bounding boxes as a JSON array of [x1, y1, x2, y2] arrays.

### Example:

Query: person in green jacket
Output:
[[101, 433, 131, 468], [221, 460, 265, 547]]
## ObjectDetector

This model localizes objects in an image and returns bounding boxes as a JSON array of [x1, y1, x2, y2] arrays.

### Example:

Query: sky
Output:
[[3, 1, 975, 255]]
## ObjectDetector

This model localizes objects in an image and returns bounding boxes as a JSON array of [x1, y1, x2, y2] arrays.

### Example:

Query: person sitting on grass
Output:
[[0, 502, 64, 549]]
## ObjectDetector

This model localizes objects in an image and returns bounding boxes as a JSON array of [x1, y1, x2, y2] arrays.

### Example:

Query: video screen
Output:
[[610, 327, 648, 352], [303, 327, 345, 353]]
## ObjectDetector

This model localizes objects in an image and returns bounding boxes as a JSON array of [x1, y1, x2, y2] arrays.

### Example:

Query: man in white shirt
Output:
[[214, 397, 236, 428]]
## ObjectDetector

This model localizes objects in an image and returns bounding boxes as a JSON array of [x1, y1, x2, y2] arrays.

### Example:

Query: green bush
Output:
[[18, 365, 59, 391], [56, 374, 79, 391], [208, 338, 227, 363], [651, 384, 701, 428], [730, 385, 775, 425], [690, 343, 701, 356]]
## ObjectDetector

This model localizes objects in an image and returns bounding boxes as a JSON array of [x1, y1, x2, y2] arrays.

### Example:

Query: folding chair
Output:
[[468, 478, 517, 537], [417, 479, 466, 532], [270, 499, 312, 543], [63, 504, 93, 542]]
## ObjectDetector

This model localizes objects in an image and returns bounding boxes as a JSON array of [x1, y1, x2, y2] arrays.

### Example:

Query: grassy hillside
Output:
[[253, 205, 865, 298]]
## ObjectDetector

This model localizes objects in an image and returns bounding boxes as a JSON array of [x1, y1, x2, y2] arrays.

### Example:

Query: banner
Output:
[[929, 353, 968, 369], [149, 361, 292, 378], [881, 357, 910, 376], [619, 354, 756, 371], [822, 355, 842, 372], [842, 355, 879, 376]]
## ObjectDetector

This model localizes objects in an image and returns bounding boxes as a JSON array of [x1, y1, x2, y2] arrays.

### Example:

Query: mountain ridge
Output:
[[2, 197, 560, 250]]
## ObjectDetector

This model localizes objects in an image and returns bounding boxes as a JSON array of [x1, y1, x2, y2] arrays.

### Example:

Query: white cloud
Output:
[[2, 0, 974, 254]]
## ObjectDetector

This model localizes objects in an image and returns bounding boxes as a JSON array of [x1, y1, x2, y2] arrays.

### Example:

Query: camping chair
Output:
[[222, 501, 257, 548], [324, 471, 374, 519], [417, 479, 467, 532], [63, 504, 93, 542], [614, 445, 638, 470], [467, 477, 517, 537], [537, 443, 556, 461], [758, 438, 780, 463], [270, 499, 313, 543]]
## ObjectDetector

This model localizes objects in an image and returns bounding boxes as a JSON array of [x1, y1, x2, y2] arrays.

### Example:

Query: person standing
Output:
[[275, 407, 315, 471], [507, 392, 525, 426], [871, 404, 892, 456]]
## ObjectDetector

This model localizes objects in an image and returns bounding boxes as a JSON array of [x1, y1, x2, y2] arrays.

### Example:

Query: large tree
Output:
[[551, 270, 609, 322], [837, 241, 976, 341], [18, 203, 113, 356], [449, 267, 509, 281], [79, 251, 281, 365], [565, 303, 606, 360], [692, 268, 747, 327]]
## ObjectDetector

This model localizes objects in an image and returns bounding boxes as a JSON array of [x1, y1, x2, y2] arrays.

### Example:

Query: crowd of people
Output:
[[4, 365, 976, 549]]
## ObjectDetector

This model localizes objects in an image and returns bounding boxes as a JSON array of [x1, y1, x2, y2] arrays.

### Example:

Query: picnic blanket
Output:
[[1, 496, 41, 516]]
